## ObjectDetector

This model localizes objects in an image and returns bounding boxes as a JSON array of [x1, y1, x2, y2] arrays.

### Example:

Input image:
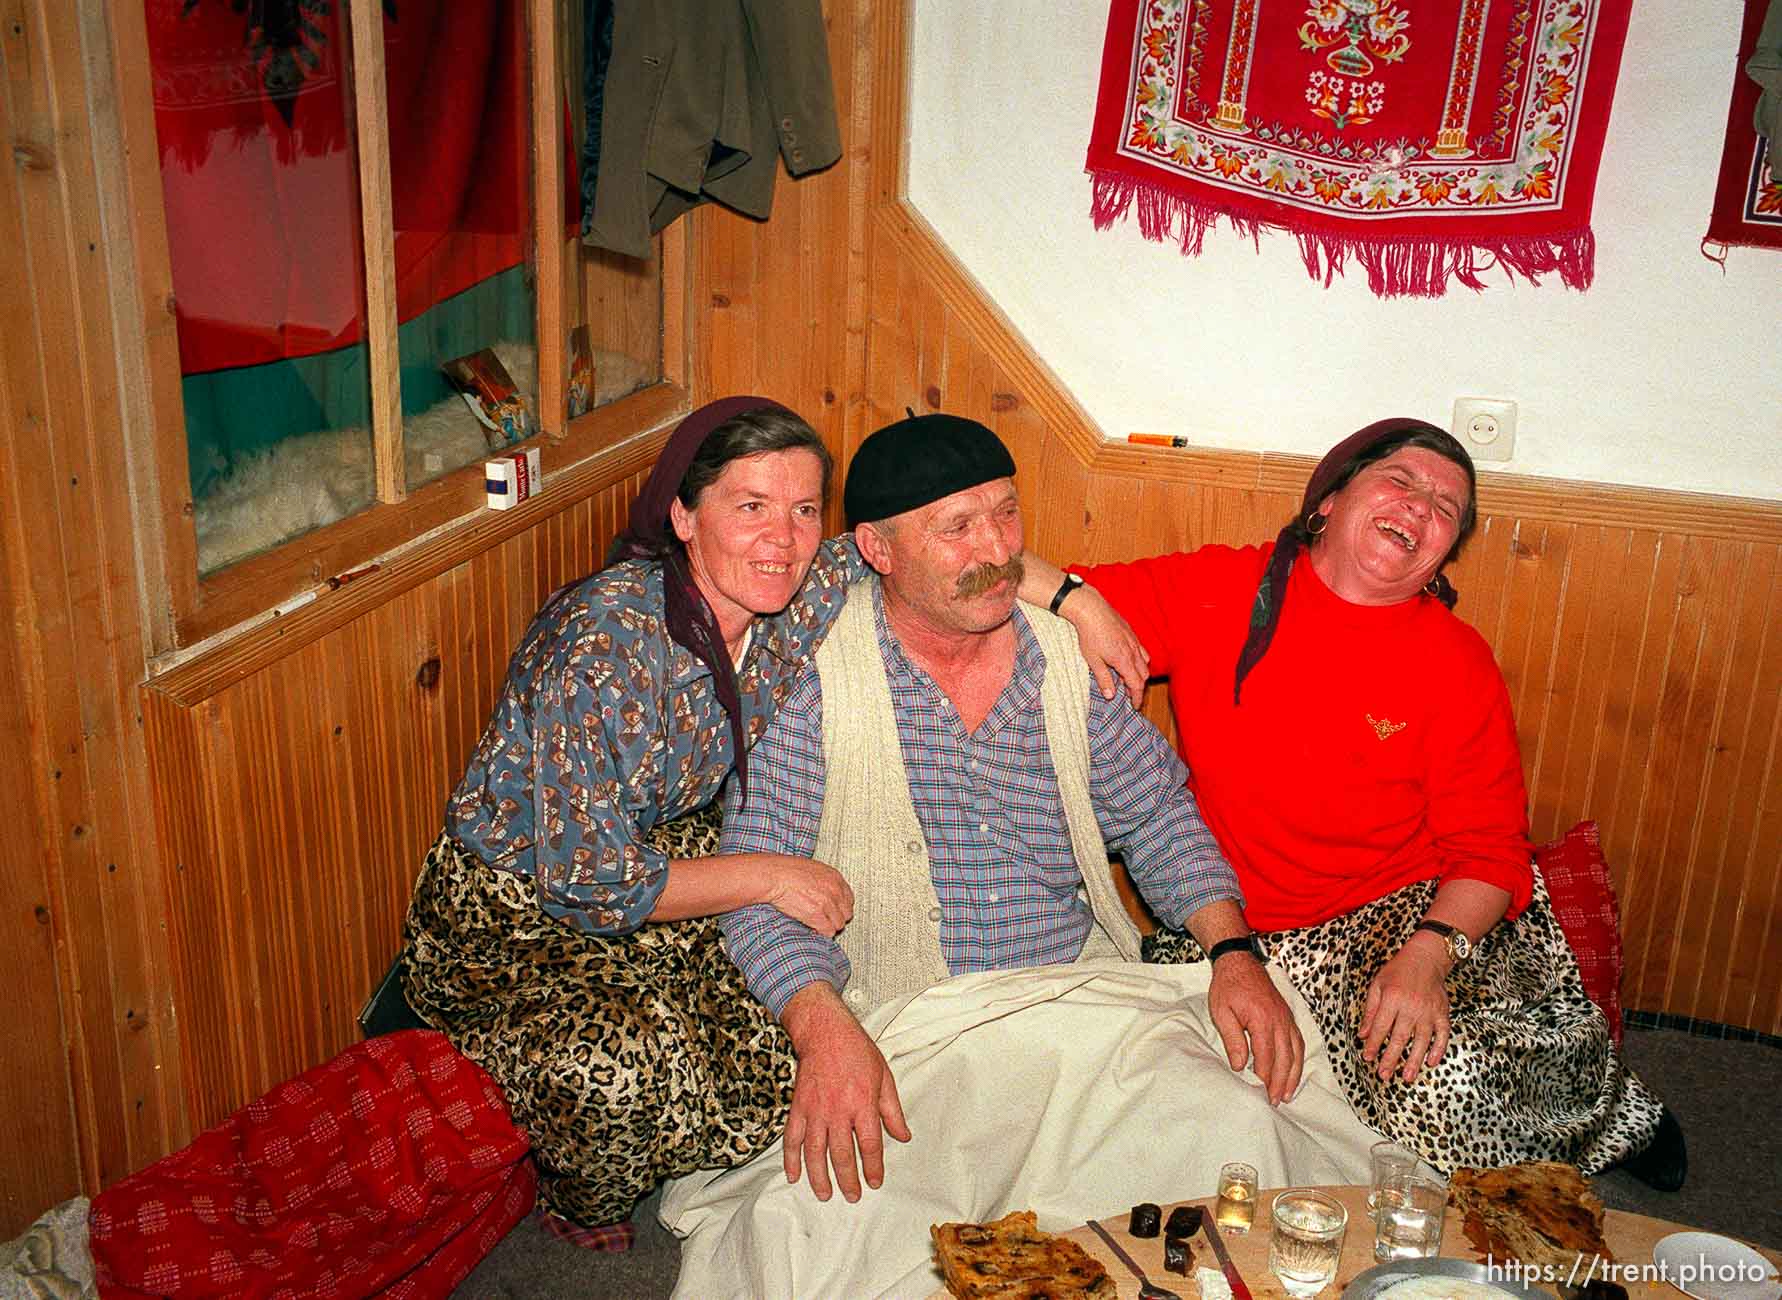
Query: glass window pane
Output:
[[145, 0, 376, 575], [385, 0, 539, 491]]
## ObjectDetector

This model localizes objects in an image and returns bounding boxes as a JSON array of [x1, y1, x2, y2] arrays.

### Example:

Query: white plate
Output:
[[1343, 1256, 1555, 1299], [1652, 1231, 1781, 1300]]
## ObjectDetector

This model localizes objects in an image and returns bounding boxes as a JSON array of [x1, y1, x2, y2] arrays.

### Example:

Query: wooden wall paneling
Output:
[[703, 211, 763, 400], [1682, 543, 1779, 1026], [1498, 520, 1575, 840], [1209, 482, 1295, 557], [313, 615, 374, 1009], [1738, 684, 1782, 1035], [983, 369, 1039, 487], [754, 190, 803, 406], [915, 270, 951, 418], [836, 0, 876, 457], [1077, 473, 1146, 573], [530, 0, 564, 435], [1528, 525, 1617, 842], [3, 0, 185, 1214], [344, 0, 405, 503], [1451, 515, 1518, 694], [0, 430, 80, 1229], [860, 230, 921, 461], [190, 694, 261, 1119], [1577, 529, 1662, 941], [1643, 538, 1749, 1018], [1610, 535, 1688, 1014], [104, 0, 201, 640], [943, 314, 992, 437]]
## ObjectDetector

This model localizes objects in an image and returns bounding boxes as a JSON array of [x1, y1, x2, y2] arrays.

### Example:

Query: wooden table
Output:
[[1044, 1186, 1781, 1300]]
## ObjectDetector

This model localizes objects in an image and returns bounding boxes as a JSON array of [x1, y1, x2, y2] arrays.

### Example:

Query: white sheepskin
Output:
[[194, 342, 654, 573]]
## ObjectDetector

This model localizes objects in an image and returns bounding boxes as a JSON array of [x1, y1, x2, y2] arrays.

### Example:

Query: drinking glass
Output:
[[1269, 1188, 1348, 1298], [1367, 1139, 1419, 1212], [1214, 1161, 1259, 1233], [1373, 1177, 1447, 1262]]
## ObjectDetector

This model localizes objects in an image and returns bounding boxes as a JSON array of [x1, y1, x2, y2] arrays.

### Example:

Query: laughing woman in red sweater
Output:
[[1041, 418, 1682, 1190]]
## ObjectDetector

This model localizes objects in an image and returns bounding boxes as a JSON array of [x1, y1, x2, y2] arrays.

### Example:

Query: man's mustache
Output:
[[955, 554, 1024, 598]]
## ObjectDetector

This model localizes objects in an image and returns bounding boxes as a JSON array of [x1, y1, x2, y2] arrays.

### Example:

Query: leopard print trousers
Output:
[[399, 802, 795, 1227], [1144, 873, 1663, 1176]]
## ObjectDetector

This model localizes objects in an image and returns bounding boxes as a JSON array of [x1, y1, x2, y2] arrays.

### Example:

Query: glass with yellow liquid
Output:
[[1215, 1160, 1259, 1233]]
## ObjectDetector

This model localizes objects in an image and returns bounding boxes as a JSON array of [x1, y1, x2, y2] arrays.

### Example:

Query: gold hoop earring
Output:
[[1305, 512, 1327, 536]]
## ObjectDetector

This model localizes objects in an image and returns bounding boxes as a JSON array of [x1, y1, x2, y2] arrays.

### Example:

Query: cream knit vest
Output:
[[811, 579, 1140, 1014]]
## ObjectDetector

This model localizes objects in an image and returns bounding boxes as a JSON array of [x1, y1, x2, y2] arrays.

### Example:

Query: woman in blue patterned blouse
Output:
[[396, 397, 1136, 1248]]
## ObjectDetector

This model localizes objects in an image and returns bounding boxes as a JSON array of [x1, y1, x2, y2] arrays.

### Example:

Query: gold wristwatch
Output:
[[1413, 919, 1472, 962]]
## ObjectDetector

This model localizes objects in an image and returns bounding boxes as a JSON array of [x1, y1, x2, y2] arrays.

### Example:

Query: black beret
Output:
[[844, 414, 1017, 527]]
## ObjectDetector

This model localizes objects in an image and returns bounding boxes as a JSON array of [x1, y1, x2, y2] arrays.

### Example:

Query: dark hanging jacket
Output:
[[580, 0, 843, 258]]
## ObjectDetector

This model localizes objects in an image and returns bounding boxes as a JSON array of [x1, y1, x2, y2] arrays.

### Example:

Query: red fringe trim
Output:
[[1089, 171, 1597, 298]]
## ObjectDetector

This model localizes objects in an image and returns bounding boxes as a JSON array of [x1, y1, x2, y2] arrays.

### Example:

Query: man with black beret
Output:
[[717, 413, 1300, 1204]]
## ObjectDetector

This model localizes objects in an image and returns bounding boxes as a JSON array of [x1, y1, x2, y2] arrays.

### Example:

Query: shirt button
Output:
[[906, 839, 922, 854], [988, 892, 999, 903], [928, 907, 942, 922], [781, 117, 794, 130], [978, 822, 989, 834], [792, 149, 805, 163], [845, 987, 864, 1005]]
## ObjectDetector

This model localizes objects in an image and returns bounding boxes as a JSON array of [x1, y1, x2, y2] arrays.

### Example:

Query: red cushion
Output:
[[1534, 820, 1625, 1043], [90, 1029, 535, 1299]]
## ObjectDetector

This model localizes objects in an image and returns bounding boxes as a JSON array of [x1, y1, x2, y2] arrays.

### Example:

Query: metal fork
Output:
[[1084, 1219, 1182, 1300]]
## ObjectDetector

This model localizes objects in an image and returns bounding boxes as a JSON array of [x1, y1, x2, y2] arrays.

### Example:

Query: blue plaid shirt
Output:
[[718, 585, 1241, 1015]]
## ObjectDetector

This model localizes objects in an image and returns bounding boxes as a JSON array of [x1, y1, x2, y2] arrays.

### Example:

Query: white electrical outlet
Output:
[[1451, 397, 1517, 462]]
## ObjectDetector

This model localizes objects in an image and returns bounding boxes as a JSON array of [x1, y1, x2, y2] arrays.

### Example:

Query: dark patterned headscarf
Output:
[[1232, 417, 1476, 705], [607, 396, 795, 799]]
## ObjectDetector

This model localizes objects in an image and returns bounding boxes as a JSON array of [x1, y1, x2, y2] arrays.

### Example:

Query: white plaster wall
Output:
[[907, 4, 1782, 502]]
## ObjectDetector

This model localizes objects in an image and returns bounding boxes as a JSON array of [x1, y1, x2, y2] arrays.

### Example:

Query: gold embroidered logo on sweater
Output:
[[1366, 713, 1407, 740]]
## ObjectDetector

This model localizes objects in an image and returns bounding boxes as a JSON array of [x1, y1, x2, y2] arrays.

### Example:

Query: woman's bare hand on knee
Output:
[[764, 856, 854, 936]]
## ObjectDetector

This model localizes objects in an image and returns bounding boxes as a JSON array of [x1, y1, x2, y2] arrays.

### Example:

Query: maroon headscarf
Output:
[[1232, 417, 1468, 705], [606, 396, 795, 801]]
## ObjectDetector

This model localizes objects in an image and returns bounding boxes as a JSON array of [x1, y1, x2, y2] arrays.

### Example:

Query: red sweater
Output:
[[1077, 544, 1532, 931]]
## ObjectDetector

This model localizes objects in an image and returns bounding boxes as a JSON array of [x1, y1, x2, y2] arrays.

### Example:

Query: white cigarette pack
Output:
[[485, 447, 542, 510]]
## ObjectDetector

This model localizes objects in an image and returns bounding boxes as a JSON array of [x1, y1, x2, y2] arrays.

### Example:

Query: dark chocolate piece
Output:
[[1163, 1233, 1194, 1276], [1165, 1205, 1203, 1239], [1574, 1283, 1630, 1300], [1128, 1202, 1161, 1238]]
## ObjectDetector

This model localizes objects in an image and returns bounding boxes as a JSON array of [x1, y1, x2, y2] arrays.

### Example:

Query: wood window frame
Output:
[[110, 0, 691, 653]]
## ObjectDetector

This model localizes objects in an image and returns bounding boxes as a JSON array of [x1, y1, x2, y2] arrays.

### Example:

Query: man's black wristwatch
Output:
[[1413, 919, 1473, 962], [1049, 571, 1085, 614], [1206, 933, 1270, 965]]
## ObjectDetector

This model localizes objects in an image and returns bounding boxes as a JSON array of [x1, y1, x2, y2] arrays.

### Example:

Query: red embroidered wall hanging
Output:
[[1705, 0, 1782, 257], [1086, 0, 1633, 297]]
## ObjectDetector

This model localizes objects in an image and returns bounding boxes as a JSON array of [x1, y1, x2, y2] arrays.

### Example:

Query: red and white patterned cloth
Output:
[[1535, 819, 1625, 1043], [1087, 0, 1635, 296], [89, 1029, 534, 1299]]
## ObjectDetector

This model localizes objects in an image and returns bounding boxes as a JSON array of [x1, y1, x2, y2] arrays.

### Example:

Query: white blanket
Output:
[[660, 960, 1377, 1299]]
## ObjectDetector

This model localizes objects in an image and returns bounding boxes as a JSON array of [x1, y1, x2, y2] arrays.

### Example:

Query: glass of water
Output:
[[1374, 1177, 1447, 1262], [1269, 1189, 1348, 1298], [1367, 1140, 1419, 1211]]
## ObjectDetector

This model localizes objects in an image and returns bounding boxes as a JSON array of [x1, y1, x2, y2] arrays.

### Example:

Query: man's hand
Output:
[[762, 855, 854, 937], [779, 984, 912, 1202], [1060, 585, 1150, 706], [1207, 954, 1304, 1106], [1360, 936, 1452, 1084]]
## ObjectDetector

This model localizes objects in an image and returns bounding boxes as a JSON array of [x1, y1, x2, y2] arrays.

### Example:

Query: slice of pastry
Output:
[[931, 1210, 1117, 1299], [1448, 1161, 1615, 1276]]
